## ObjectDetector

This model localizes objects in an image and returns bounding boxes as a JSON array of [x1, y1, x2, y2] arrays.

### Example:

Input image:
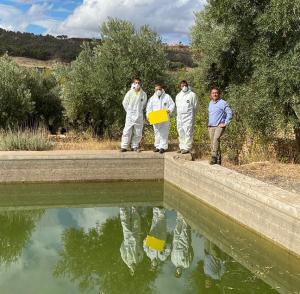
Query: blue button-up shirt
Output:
[[208, 99, 233, 127]]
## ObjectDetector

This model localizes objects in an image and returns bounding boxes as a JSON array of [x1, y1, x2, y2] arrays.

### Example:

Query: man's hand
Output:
[[218, 123, 226, 128], [167, 110, 170, 113]]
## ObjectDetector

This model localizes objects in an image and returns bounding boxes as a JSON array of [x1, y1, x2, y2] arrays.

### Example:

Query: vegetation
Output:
[[0, 28, 92, 62], [0, 9, 299, 163], [0, 54, 63, 133], [57, 18, 170, 136], [0, 128, 52, 151], [191, 0, 300, 162]]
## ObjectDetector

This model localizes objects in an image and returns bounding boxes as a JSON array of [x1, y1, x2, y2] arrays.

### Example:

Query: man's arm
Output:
[[168, 95, 175, 114], [193, 93, 199, 114], [122, 91, 130, 112], [224, 102, 233, 125], [143, 92, 148, 110], [146, 97, 153, 118]]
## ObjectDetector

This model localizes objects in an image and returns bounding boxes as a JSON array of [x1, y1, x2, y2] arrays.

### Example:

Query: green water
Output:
[[0, 181, 299, 294]]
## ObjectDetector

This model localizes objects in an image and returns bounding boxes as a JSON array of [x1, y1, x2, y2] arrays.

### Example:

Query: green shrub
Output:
[[0, 128, 53, 151]]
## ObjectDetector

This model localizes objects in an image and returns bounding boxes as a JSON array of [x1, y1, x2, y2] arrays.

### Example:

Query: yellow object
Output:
[[145, 235, 166, 251], [148, 109, 168, 125]]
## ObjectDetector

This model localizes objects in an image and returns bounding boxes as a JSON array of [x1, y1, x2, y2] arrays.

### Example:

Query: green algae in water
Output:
[[0, 181, 298, 294]]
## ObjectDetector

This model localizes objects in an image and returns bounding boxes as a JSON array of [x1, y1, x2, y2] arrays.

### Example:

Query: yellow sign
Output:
[[148, 109, 168, 125], [145, 235, 166, 251]]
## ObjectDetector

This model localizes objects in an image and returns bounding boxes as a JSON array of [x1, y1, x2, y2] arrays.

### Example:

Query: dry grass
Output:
[[50, 134, 120, 150], [11, 57, 65, 69], [224, 161, 300, 194]]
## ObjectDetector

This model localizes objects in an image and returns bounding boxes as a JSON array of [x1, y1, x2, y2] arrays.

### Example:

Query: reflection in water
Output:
[[203, 237, 226, 291], [204, 238, 226, 280], [54, 208, 157, 294], [143, 207, 171, 271], [0, 189, 297, 293], [171, 212, 194, 279], [120, 207, 144, 275], [0, 210, 44, 265]]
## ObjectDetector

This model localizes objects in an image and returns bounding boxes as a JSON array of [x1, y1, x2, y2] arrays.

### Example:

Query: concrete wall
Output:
[[164, 182, 300, 294], [164, 153, 300, 257], [0, 150, 164, 183]]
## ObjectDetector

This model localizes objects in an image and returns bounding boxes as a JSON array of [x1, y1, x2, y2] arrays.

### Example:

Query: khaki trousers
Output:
[[208, 127, 225, 157]]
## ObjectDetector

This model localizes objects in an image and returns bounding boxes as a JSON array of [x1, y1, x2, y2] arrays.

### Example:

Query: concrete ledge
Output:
[[164, 153, 300, 256], [0, 150, 164, 183]]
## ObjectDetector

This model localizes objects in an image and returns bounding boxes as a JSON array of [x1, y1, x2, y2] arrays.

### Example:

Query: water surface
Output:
[[0, 181, 299, 294]]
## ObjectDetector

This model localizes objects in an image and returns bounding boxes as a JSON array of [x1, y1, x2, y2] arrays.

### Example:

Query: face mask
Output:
[[156, 90, 162, 97], [182, 86, 188, 92], [133, 83, 141, 91]]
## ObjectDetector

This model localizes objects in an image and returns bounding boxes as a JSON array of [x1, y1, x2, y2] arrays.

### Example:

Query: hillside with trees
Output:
[[0, 28, 94, 62], [0, 28, 193, 69]]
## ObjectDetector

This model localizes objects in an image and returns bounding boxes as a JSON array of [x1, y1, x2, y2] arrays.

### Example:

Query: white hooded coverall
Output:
[[120, 207, 144, 272], [204, 238, 226, 280], [143, 207, 171, 262], [121, 89, 147, 149], [175, 89, 198, 151], [171, 212, 194, 269], [146, 91, 175, 150]]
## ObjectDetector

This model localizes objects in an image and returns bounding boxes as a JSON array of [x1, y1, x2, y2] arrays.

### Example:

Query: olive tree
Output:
[[60, 18, 168, 136], [191, 0, 300, 161], [0, 55, 33, 128]]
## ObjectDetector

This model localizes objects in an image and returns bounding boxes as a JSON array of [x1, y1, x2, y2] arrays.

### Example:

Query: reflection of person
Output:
[[121, 78, 147, 153], [171, 212, 194, 278], [143, 207, 171, 271], [203, 238, 226, 289], [146, 84, 175, 154], [175, 80, 198, 154], [120, 207, 144, 276], [208, 87, 233, 165]]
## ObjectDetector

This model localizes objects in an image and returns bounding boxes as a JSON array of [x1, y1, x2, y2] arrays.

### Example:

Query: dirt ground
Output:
[[224, 161, 300, 194]]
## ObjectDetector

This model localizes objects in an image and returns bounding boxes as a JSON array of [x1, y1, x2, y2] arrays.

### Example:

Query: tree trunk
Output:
[[294, 127, 300, 163]]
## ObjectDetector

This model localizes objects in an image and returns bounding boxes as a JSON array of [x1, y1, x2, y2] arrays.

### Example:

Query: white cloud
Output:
[[49, 0, 206, 43], [0, 3, 58, 33]]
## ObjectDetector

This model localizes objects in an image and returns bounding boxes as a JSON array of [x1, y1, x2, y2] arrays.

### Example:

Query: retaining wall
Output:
[[0, 150, 164, 183], [164, 153, 300, 256]]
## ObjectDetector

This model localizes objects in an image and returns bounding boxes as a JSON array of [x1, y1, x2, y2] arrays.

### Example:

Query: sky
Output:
[[0, 0, 206, 43]]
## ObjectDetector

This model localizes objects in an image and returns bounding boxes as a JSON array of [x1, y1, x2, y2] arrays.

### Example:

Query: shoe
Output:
[[120, 148, 127, 152], [153, 148, 160, 153], [133, 148, 141, 153], [181, 150, 189, 154], [159, 149, 165, 154], [217, 155, 222, 165], [209, 156, 217, 165], [177, 150, 182, 154]]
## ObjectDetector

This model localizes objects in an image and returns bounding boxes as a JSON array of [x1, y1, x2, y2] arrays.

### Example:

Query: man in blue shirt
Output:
[[208, 88, 233, 165]]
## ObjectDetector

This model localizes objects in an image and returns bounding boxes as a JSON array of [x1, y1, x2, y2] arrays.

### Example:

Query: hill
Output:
[[0, 28, 94, 62], [0, 29, 194, 69]]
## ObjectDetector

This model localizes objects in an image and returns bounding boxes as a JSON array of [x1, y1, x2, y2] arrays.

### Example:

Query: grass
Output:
[[0, 128, 53, 151], [51, 131, 120, 150]]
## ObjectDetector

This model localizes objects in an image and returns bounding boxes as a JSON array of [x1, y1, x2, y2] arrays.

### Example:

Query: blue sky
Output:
[[0, 0, 206, 43]]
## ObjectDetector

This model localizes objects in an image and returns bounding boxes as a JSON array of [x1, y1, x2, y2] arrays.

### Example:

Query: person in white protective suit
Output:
[[175, 80, 198, 154], [119, 207, 144, 276], [203, 237, 226, 289], [146, 84, 175, 154], [171, 212, 194, 278], [121, 78, 147, 152], [143, 207, 171, 271]]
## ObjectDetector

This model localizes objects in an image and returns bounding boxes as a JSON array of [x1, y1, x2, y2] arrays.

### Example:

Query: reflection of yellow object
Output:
[[145, 235, 166, 251], [148, 110, 168, 125]]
